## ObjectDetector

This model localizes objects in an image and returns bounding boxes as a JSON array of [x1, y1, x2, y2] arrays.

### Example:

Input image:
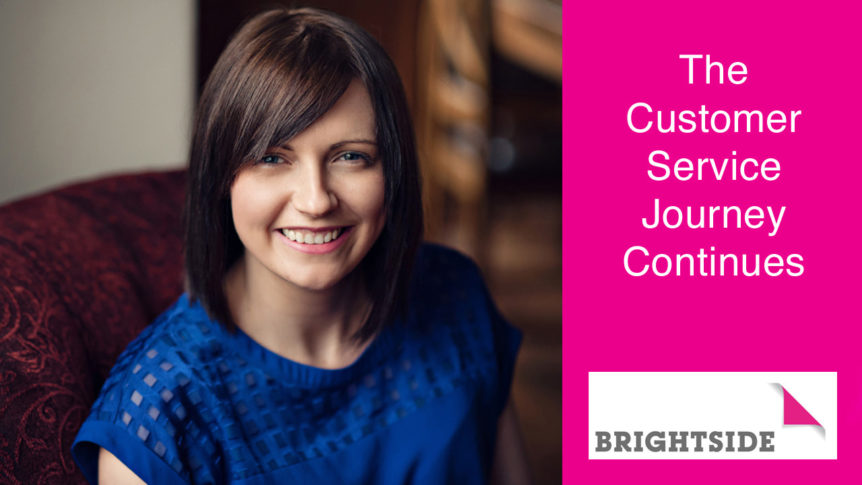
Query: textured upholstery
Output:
[[0, 170, 186, 484]]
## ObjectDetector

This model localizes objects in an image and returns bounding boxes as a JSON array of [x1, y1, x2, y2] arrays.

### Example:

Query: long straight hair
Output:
[[184, 8, 423, 340]]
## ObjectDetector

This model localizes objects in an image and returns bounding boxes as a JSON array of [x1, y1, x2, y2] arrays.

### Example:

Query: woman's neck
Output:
[[224, 253, 374, 369]]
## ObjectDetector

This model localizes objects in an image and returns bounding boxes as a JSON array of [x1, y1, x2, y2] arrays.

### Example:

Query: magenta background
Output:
[[564, 1, 862, 483]]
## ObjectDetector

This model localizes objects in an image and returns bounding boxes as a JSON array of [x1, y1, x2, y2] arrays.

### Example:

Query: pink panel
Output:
[[565, 0, 862, 481]]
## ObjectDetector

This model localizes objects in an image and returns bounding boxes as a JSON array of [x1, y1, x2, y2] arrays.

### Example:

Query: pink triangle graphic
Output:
[[783, 388, 821, 427]]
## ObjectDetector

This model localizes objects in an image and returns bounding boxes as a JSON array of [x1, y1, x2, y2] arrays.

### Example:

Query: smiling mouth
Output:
[[280, 227, 347, 245]]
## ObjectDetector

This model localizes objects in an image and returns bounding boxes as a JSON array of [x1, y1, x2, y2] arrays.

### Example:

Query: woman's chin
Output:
[[282, 272, 349, 292]]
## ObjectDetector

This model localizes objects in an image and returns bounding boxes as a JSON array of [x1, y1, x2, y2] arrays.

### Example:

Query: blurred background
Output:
[[0, 0, 560, 482]]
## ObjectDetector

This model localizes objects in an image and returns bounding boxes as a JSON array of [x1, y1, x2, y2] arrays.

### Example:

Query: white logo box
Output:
[[588, 372, 837, 459]]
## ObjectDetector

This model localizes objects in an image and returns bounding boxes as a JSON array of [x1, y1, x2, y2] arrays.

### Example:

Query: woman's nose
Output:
[[292, 165, 337, 217]]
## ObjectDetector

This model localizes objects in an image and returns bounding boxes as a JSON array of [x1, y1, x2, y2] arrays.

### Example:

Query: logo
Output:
[[588, 372, 836, 459]]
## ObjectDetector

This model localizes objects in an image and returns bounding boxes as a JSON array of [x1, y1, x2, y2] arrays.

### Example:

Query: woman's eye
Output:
[[336, 152, 371, 164], [260, 154, 283, 164]]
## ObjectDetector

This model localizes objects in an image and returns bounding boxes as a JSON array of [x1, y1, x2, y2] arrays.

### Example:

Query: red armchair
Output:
[[0, 170, 186, 484]]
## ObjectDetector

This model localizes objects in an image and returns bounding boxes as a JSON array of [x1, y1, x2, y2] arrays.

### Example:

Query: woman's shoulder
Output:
[[407, 243, 518, 367], [98, 294, 230, 419], [106, 294, 222, 383], [404, 243, 522, 420], [415, 242, 479, 269], [413, 243, 486, 292], [71, 294, 226, 484], [408, 243, 495, 321]]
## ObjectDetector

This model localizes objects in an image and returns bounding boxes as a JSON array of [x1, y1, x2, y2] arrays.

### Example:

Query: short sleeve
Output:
[[487, 291, 522, 416], [71, 320, 222, 485], [457, 248, 522, 415], [72, 363, 188, 485], [418, 244, 523, 417]]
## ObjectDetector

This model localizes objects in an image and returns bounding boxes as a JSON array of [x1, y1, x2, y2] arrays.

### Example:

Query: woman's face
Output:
[[230, 79, 386, 292]]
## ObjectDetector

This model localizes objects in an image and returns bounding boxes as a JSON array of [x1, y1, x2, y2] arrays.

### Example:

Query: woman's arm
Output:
[[98, 447, 147, 485], [491, 401, 533, 485]]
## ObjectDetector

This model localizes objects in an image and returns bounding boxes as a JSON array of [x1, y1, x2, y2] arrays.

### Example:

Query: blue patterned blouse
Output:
[[72, 244, 521, 484]]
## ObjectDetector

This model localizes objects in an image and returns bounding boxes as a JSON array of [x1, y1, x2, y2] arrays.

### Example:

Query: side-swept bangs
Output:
[[184, 8, 423, 340]]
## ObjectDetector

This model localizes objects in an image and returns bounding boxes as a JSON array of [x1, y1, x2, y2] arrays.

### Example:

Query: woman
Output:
[[72, 7, 528, 484]]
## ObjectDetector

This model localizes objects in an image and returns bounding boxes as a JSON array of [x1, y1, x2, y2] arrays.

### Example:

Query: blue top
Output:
[[72, 244, 521, 484]]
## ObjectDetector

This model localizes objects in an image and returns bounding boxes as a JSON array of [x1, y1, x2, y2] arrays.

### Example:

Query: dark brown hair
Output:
[[184, 7, 423, 340]]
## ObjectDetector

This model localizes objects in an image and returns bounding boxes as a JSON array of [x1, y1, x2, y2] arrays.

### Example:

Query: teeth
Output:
[[281, 228, 342, 245]]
